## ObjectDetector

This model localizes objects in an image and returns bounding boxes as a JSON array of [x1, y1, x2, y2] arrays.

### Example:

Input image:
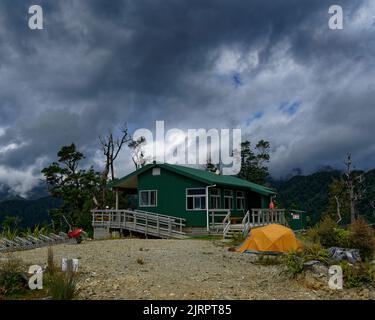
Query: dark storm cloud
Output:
[[0, 0, 374, 194]]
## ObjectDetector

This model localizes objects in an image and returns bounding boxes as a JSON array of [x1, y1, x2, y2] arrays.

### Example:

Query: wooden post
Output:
[[157, 216, 160, 236], [115, 189, 119, 210], [145, 215, 148, 238]]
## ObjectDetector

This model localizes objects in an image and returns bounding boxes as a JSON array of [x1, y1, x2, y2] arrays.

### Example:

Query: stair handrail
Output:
[[242, 210, 251, 237], [222, 210, 231, 238]]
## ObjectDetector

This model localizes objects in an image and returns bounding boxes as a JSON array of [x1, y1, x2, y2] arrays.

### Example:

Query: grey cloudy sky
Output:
[[0, 0, 374, 196]]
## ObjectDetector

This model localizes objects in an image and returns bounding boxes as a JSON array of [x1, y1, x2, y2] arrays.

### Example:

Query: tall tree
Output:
[[42, 144, 102, 231], [344, 153, 365, 223], [99, 125, 131, 181], [324, 179, 350, 223], [238, 140, 270, 185]]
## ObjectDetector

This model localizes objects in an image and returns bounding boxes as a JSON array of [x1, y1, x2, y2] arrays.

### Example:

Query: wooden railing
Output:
[[251, 209, 287, 226], [242, 210, 251, 236], [222, 211, 231, 238], [92, 209, 186, 239], [208, 209, 230, 230]]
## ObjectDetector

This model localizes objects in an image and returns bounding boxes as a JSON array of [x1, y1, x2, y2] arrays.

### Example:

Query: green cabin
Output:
[[109, 163, 276, 228]]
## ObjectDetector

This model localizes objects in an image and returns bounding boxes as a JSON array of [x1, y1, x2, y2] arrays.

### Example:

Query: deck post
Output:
[[145, 215, 148, 237], [157, 216, 160, 236], [115, 189, 119, 210]]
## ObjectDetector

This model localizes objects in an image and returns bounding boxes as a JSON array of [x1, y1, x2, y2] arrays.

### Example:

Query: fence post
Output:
[[145, 215, 148, 238], [157, 216, 160, 236]]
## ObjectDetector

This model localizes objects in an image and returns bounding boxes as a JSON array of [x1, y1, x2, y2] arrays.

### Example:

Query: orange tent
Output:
[[236, 224, 302, 254]]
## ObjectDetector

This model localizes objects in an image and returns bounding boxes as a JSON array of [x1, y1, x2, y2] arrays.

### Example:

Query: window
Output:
[[152, 168, 161, 176], [236, 191, 245, 210], [210, 188, 221, 209], [224, 190, 233, 209], [139, 190, 157, 207], [186, 188, 206, 210]]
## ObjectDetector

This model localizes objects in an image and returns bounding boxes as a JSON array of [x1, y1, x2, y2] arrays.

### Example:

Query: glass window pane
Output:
[[201, 197, 206, 209], [194, 197, 200, 209], [140, 192, 148, 206], [187, 197, 194, 209], [187, 189, 206, 195], [150, 191, 156, 205]]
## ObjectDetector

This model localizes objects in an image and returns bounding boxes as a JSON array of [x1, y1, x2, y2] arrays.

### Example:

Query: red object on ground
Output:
[[68, 228, 83, 238]]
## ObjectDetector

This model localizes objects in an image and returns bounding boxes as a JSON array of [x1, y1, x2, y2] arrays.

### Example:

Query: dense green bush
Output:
[[282, 251, 305, 277], [340, 261, 375, 288], [348, 218, 375, 261], [302, 242, 330, 264], [307, 217, 351, 248], [0, 256, 27, 296]]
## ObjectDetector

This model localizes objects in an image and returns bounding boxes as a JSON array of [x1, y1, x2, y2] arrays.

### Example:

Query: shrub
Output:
[[46, 271, 79, 300], [0, 256, 27, 295], [307, 217, 351, 248], [0, 228, 19, 240], [282, 251, 304, 277], [302, 242, 330, 264], [348, 218, 375, 261], [340, 261, 375, 288], [334, 228, 351, 248]]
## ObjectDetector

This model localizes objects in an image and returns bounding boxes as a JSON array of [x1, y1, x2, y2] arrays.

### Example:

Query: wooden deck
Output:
[[92, 209, 188, 239], [92, 208, 288, 240]]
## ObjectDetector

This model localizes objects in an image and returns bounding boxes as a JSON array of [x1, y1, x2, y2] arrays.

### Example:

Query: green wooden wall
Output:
[[137, 167, 270, 227]]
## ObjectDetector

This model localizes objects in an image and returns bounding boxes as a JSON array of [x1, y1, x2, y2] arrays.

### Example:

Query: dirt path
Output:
[[10, 239, 375, 300]]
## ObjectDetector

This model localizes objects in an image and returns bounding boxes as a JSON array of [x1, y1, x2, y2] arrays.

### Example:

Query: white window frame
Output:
[[186, 188, 206, 211], [224, 189, 233, 209], [139, 190, 158, 207], [210, 188, 221, 209], [236, 191, 245, 210]]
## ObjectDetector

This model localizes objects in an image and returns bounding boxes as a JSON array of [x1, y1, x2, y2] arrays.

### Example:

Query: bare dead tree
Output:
[[99, 125, 131, 181], [128, 136, 146, 170], [335, 195, 342, 224], [344, 153, 366, 223]]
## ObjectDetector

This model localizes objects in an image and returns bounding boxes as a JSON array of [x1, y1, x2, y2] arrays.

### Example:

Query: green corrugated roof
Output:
[[109, 163, 276, 196]]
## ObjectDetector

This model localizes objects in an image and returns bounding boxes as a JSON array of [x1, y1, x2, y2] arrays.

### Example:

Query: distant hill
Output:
[[0, 182, 49, 202], [272, 169, 375, 224], [0, 196, 61, 229]]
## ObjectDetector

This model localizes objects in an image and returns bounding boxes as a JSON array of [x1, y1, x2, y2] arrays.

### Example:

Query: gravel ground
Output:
[[8, 239, 375, 300]]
